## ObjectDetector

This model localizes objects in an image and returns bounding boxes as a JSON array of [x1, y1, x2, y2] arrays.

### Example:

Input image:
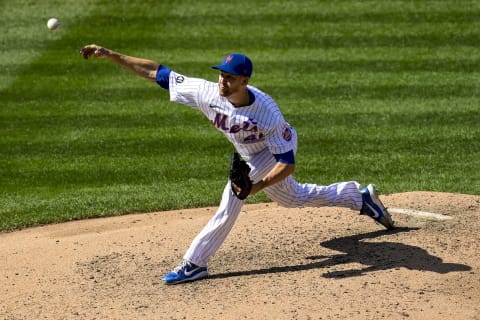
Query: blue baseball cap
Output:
[[212, 53, 253, 77]]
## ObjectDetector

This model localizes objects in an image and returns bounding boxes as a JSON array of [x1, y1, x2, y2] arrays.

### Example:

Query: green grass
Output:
[[1, 0, 479, 231]]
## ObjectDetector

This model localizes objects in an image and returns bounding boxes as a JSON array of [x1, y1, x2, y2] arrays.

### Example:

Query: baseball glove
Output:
[[229, 152, 252, 200]]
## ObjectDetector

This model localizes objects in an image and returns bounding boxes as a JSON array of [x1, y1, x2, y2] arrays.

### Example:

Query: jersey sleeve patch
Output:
[[283, 125, 293, 141], [168, 71, 214, 109], [267, 122, 297, 155]]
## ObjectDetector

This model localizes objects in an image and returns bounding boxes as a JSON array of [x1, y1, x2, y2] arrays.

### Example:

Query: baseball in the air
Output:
[[47, 18, 60, 30]]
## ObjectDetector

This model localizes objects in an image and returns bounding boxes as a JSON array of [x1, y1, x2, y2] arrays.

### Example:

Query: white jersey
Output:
[[167, 71, 297, 158]]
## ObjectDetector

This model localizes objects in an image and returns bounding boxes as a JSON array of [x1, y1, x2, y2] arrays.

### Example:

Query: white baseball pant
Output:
[[183, 148, 363, 267]]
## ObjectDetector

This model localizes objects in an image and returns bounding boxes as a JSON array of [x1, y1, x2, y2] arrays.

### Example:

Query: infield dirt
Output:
[[1, 192, 479, 319]]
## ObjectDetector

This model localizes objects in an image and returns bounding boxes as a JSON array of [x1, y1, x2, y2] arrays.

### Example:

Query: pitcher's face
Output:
[[218, 71, 248, 97]]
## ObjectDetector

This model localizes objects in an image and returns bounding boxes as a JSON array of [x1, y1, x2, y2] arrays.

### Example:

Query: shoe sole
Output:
[[377, 210, 395, 230]]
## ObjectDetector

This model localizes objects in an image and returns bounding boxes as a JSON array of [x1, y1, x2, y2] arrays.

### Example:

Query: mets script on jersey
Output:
[[168, 71, 296, 157]]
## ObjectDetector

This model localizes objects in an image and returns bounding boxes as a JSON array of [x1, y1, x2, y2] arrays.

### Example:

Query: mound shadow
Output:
[[209, 227, 471, 281]]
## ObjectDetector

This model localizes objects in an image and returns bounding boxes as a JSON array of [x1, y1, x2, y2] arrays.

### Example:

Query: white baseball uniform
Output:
[[158, 69, 364, 267]]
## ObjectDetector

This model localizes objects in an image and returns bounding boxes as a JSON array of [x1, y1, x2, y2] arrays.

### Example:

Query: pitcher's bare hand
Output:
[[80, 44, 110, 59]]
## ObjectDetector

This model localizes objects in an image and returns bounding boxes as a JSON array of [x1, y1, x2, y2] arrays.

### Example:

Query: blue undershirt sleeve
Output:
[[273, 150, 295, 165], [155, 65, 171, 89]]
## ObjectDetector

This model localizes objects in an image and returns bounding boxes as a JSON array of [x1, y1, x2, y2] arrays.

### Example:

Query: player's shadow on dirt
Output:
[[209, 227, 471, 280]]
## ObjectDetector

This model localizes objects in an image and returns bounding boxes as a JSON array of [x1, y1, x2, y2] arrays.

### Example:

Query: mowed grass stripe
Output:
[[0, 0, 98, 90], [1, 0, 479, 231]]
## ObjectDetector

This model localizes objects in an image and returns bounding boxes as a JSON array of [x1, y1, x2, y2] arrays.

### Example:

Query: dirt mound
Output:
[[1, 192, 479, 319]]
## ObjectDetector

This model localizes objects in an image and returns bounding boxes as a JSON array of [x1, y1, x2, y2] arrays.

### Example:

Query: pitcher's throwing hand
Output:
[[80, 44, 111, 59]]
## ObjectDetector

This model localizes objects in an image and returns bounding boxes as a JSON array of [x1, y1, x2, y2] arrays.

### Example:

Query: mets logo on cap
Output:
[[212, 53, 253, 77]]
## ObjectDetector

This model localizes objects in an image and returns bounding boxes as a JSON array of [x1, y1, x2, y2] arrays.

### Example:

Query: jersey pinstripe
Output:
[[168, 71, 296, 158]]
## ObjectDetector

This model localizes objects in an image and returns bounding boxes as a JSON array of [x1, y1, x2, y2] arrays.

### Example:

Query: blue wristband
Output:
[[156, 65, 171, 89]]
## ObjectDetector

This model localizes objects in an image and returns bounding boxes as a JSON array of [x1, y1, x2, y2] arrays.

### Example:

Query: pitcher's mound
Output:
[[1, 192, 479, 319]]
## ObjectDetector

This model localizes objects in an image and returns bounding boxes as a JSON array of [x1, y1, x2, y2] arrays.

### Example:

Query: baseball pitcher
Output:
[[80, 45, 394, 284]]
